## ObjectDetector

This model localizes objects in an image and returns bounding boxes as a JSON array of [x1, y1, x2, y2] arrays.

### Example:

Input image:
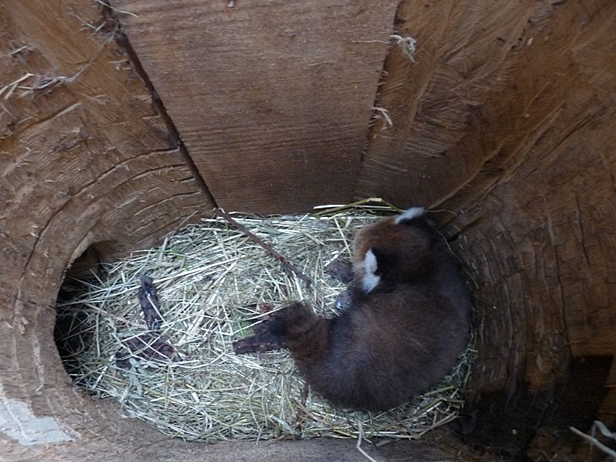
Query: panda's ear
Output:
[[394, 207, 424, 224], [360, 248, 381, 293]]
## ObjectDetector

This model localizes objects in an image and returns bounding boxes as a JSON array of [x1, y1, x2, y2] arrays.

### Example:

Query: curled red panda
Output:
[[233, 207, 472, 411]]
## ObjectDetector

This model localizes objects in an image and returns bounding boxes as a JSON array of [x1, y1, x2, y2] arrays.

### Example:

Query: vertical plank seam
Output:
[[100, 4, 218, 208], [353, 0, 402, 202]]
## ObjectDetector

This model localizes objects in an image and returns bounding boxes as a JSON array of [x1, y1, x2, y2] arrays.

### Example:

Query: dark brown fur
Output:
[[235, 208, 472, 411]]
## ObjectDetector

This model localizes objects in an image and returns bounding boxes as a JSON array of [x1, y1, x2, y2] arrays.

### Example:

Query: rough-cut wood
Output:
[[112, 0, 398, 214], [0, 0, 211, 455], [359, 0, 616, 457], [3, 0, 616, 460], [0, 2, 465, 461]]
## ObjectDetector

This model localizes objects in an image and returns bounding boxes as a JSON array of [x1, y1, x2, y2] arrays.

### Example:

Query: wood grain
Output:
[[2, 0, 616, 459], [358, 0, 616, 456], [0, 0, 211, 449], [112, 0, 398, 214]]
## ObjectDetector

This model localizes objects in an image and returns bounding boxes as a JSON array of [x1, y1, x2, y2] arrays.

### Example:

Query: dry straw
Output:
[[56, 202, 474, 443]]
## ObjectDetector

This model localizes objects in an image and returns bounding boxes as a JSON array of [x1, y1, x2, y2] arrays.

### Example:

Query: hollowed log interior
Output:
[[2, 0, 616, 460]]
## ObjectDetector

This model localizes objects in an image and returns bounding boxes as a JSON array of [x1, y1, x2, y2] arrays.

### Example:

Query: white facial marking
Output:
[[361, 248, 380, 293], [394, 207, 424, 224]]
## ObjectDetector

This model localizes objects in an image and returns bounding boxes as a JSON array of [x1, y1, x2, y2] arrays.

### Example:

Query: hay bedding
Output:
[[56, 205, 473, 443]]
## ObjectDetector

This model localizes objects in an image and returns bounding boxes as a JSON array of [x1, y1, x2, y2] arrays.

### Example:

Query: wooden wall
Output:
[[0, 0, 211, 457], [114, 0, 399, 213], [359, 0, 616, 457], [1, 0, 616, 459]]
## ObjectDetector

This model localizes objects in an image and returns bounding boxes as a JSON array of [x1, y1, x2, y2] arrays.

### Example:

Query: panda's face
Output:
[[352, 216, 398, 293], [352, 209, 431, 293]]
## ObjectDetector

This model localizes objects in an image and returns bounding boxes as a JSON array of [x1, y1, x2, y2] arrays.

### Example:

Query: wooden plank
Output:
[[113, 0, 398, 214], [357, 0, 616, 456], [357, 0, 539, 206], [0, 0, 211, 445], [362, 0, 616, 383]]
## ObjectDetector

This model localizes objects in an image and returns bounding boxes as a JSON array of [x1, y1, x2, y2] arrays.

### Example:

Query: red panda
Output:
[[234, 207, 472, 411]]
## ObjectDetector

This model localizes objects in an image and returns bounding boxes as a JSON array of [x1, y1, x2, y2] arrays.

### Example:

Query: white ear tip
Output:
[[394, 207, 424, 224]]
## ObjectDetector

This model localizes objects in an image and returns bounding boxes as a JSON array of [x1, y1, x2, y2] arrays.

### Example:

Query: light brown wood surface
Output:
[[357, 0, 616, 454], [1, 0, 616, 460], [0, 0, 211, 454], [358, 0, 616, 455], [113, 0, 398, 214]]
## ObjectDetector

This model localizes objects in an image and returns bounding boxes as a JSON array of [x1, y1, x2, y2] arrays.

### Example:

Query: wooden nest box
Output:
[[1, 0, 615, 460]]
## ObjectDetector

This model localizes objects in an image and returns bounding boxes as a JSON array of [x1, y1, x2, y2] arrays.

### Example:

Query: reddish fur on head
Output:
[[353, 208, 434, 293]]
